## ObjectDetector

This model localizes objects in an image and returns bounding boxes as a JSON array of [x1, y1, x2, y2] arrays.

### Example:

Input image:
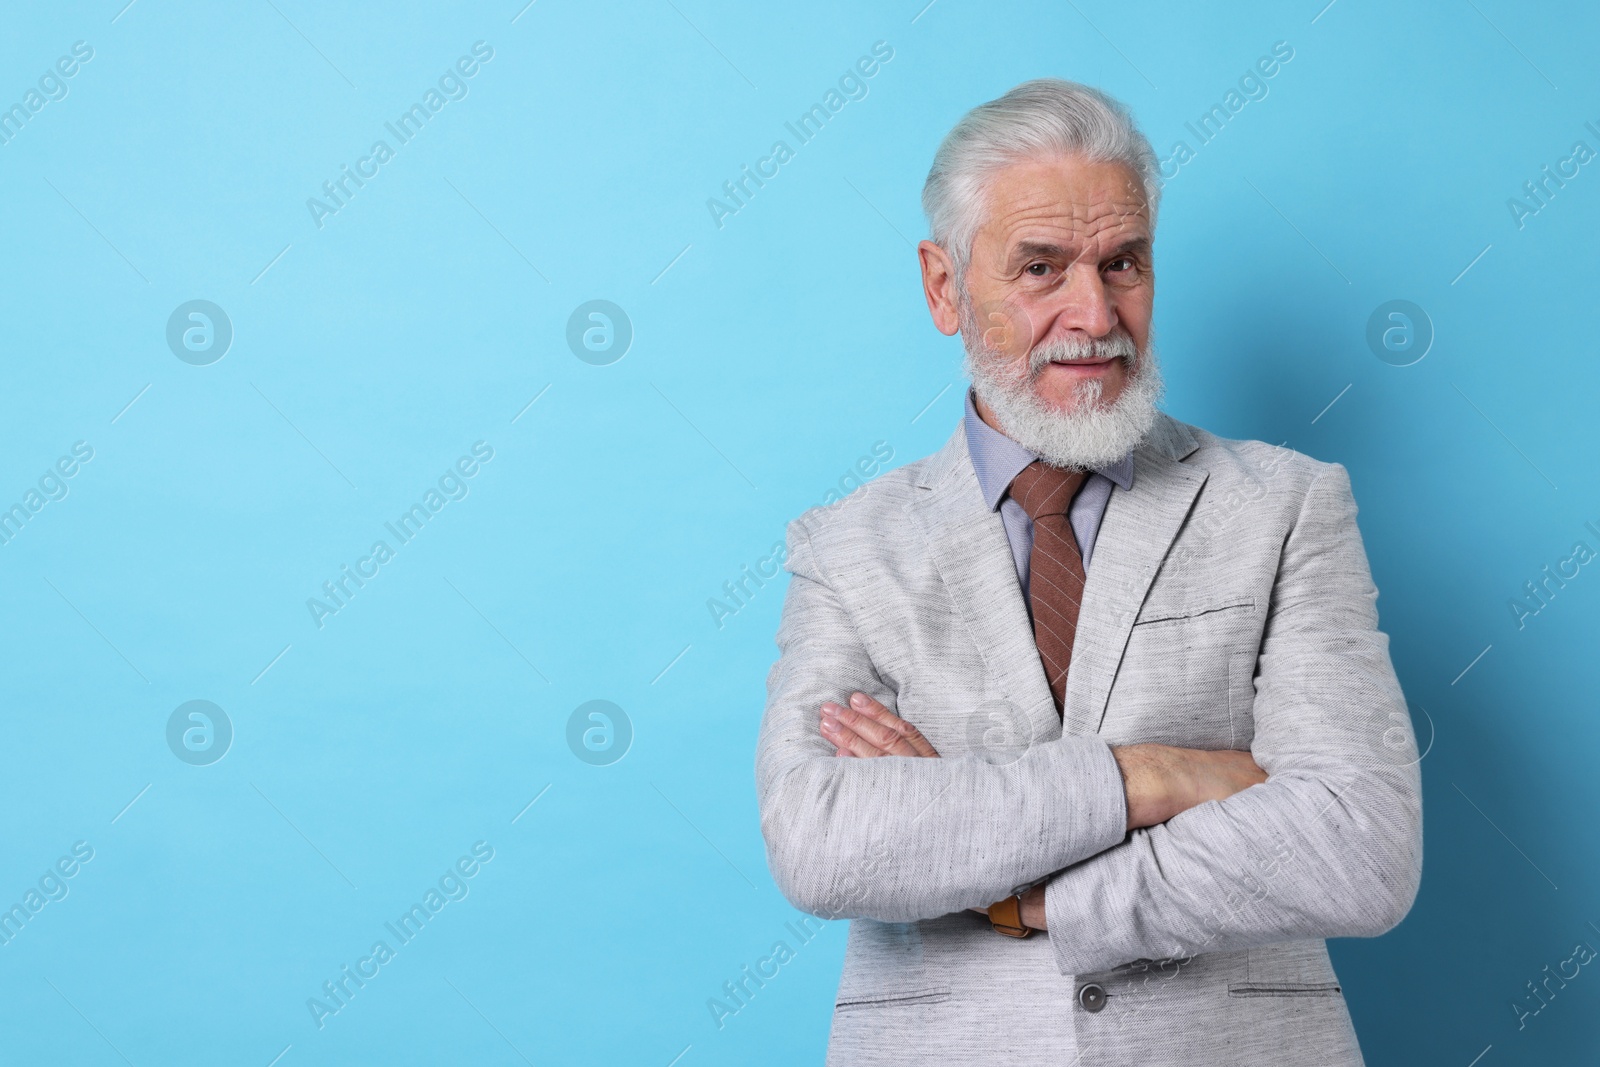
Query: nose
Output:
[[1039, 262, 1117, 341]]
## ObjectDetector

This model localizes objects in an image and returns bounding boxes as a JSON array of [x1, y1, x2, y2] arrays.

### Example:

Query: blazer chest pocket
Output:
[[1101, 598, 1258, 749]]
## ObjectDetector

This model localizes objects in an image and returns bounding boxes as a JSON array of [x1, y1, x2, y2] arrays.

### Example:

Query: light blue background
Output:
[[1, 1, 1597, 1063]]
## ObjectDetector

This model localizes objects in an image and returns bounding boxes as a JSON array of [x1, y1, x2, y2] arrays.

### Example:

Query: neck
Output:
[[972, 392, 1008, 437]]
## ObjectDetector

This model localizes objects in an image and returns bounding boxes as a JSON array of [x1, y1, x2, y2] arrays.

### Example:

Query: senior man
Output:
[[754, 79, 1422, 1065]]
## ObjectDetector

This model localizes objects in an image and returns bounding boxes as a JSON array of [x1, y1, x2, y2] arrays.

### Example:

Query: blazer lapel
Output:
[[1064, 413, 1208, 737], [906, 428, 1061, 743], [905, 413, 1208, 745]]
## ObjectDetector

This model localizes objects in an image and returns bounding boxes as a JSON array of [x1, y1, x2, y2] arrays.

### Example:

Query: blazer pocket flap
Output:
[[1227, 981, 1342, 998], [834, 921, 949, 1010], [835, 988, 952, 1010]]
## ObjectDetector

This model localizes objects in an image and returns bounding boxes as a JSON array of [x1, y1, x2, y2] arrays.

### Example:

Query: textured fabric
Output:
[[1009, 461, 1088, 713], [754, 410, 1423, 1067], [963, 389, 1132, 586]]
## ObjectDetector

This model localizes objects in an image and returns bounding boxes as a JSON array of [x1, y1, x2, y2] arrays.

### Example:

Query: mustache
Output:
[[1027, 330, 1139, 376]]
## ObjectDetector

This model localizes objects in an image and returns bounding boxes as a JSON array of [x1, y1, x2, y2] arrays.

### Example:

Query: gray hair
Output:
[[921, 79, 1161, 277]]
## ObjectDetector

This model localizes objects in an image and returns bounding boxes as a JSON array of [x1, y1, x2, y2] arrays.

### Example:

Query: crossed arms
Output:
[[754, 463, 1423, 976], [819, 694, 1267, 931]]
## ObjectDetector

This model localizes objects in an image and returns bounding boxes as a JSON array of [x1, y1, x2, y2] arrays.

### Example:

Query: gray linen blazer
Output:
[[755, 412, 1423, 1066]]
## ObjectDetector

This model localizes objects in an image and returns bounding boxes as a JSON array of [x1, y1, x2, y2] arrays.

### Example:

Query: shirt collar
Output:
[[962, 389, 1135, 511]]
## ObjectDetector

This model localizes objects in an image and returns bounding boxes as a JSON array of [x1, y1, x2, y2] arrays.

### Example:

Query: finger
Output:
[[829, 719, 898, 759], [848, 693, 920, 740], [820, 705, 893, 757], [890, 715, 940, 758], [838, 703, 919, 756], [849, 693, 940, 758], [819, 707, 851, 754], [843, 694, 920, 755]]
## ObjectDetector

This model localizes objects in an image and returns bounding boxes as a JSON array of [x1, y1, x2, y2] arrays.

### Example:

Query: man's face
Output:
[[944, 155, 1154, 415]]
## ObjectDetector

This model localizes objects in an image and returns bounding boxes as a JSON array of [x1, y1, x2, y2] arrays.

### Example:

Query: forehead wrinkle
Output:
[[987, 198, 1146, 256], [974, 159, 1151, 272], [994, 192, 1143, 230], [995, 210, 1149, 269]]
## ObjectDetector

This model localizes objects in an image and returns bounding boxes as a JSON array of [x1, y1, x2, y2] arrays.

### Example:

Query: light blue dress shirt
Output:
[[962, 390, 1135, 601]]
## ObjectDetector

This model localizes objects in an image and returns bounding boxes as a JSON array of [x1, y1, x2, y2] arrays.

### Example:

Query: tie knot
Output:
[[1008, 460, 1088, 520]]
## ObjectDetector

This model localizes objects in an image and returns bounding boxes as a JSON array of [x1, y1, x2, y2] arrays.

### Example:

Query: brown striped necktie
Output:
[[1008, 461, 1089, 716]]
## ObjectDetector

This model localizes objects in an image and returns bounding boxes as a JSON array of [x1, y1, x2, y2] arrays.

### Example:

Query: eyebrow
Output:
[[1006, 235, 1152, 269]]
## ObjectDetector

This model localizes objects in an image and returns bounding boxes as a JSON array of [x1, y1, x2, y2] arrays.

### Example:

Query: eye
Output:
[[1024, 262, 1052, 277], [1105, 255, 1136, 274]]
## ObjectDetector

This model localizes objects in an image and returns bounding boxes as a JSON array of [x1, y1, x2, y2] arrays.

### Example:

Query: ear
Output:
[[918, 240, 961, 336]]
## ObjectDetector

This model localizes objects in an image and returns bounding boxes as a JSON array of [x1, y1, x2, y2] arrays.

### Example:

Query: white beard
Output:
[[959, 299, 1165, 471]]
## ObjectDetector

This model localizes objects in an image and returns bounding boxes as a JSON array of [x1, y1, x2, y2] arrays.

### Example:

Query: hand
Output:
[[1113, 744, 1267, 831], [819, 692, 940, 758], [969, 745, 1264, 931], [818, 695, 1048, 929]]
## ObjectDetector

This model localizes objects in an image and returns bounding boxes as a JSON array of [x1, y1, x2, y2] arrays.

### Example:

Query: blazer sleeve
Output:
[[1042, 461, 1424, 975], [755, 518, 1129, 924]]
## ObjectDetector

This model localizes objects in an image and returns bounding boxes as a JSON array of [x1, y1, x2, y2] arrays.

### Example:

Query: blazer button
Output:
[[1078, 983, 1107, 1013]]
